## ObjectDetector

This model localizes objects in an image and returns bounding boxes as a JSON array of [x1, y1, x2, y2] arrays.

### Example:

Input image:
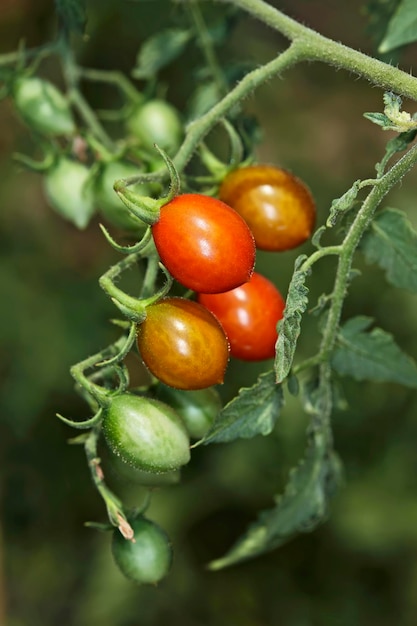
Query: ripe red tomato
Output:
[[218, 165, 316, 251], [198, 272, 285, 361], [151, 193, 255, 293], [137, 297, 230, 389]]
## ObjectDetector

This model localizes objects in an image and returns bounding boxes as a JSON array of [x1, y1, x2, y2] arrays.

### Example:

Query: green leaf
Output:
[[379, 0, 417, 52], [332, 316, 417, 387], [275, 255, 311, 383], [54, 0, 86, 35], [201, 370, 283, 445], [132, 29, 191, 79], [187, 81, 222, 120], [361, 207, 417, 292], [208, 430, 341, 569]]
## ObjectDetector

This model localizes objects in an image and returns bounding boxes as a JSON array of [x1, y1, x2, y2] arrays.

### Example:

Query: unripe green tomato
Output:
[[154, 384, 221, 439], [13, 76, 75, 136], [44, 158, 95, 229], [126, 99, 183, 156], [95, 160, 152, 231], [112, 516, 172, 584], [103, 443, 180, 487], [102, 394, 190, 473]]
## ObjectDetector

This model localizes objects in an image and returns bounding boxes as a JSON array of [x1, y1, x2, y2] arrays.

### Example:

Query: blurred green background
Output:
[[1, 1, 417, 625]]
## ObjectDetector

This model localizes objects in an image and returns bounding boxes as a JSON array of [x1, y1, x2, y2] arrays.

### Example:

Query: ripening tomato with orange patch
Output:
[[137, 297, 230, 390], [218, 165, 316, 252]]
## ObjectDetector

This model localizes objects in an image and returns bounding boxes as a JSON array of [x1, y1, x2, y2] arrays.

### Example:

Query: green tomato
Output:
[[154, 384, 221, 440], [112, 516, 172, 584], [95, 160, 152, 231], [14, 76, 75, 136], [103, 442, 180, 487], [102, 394, 190, 473], [126, 99, 183, 156], [44, 158, 95, 229]]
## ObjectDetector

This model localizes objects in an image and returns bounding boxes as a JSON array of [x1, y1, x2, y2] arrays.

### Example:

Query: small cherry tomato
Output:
[[151, 194, 256, 293], [219, 165, 316, 251], [44, 157, 95, 229], [13, 76, 75, 136], [137, 297, 230, 390], [95, 160, 152, 231], [126, 99, 183, 156], [112, 515, 172, 584], [102, 394, 190, 473], [198, 272, 285, 361], [154, 384, 221, 439]]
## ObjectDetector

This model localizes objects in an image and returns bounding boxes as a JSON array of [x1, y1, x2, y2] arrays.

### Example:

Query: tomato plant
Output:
[[198, 272, 286, 361], [13, 76, 76, 136], [219, 165, 316, 251], [137, 297, 230, 390], [151, 194, 256, 293], [154, 384, 221, 439], [112, 515, 172, 584], [8, 0, 417, 603], [102, 394, 191, 473]]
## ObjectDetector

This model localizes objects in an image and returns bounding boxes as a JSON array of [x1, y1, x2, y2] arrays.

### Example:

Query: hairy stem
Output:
[[219, 0, 417, 100]]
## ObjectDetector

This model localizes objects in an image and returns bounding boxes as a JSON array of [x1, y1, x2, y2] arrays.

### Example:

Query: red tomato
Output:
[[198, 272, 285, 361], [151, 193, 255, 293], [219, 165, 316, 251], [137, 297, 230, 390]]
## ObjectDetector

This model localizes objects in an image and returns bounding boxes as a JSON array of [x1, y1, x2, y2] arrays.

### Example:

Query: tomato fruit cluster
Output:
[[198, 272, 285, 361], [112, 515, 172, 584], [219, 164, 316, 252], [137, 298, 230, 390], [152, 193, 256, 293]]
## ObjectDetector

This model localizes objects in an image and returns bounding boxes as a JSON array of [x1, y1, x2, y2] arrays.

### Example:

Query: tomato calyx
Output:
[[114, 144, 180, 225], [99, 252, 173, 322]]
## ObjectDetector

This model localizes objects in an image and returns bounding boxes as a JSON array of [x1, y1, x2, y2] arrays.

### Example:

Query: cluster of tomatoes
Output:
[[136, 165, 316, 391], [102, 167, 316, 584]]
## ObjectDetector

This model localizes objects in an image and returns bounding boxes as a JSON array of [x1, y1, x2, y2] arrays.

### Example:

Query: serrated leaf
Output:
[[275, 255, 310, 383], [55, 0, 86, 35], [132, 29, 191, 79], [379, 0, 417, 52], [327, 180, 361, 227], [361, 207, 417, 292], [201, 370, 283, 445], [332, 316, 417, 387], [209, 430, 341, 569]]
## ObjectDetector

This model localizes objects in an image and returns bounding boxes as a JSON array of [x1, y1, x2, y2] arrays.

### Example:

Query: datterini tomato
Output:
[[151, 194, 256, 293], [219, 165, 316, 251], [102, 394, 190, 473], [13, 76, 75, 136], [198, 272, 285, 361], [126, 99, 183, 156], [112, 515, 172, 584], [95, 160, 152, 231], [154, 384, 221, 439], [137, 297, 230, 390]]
